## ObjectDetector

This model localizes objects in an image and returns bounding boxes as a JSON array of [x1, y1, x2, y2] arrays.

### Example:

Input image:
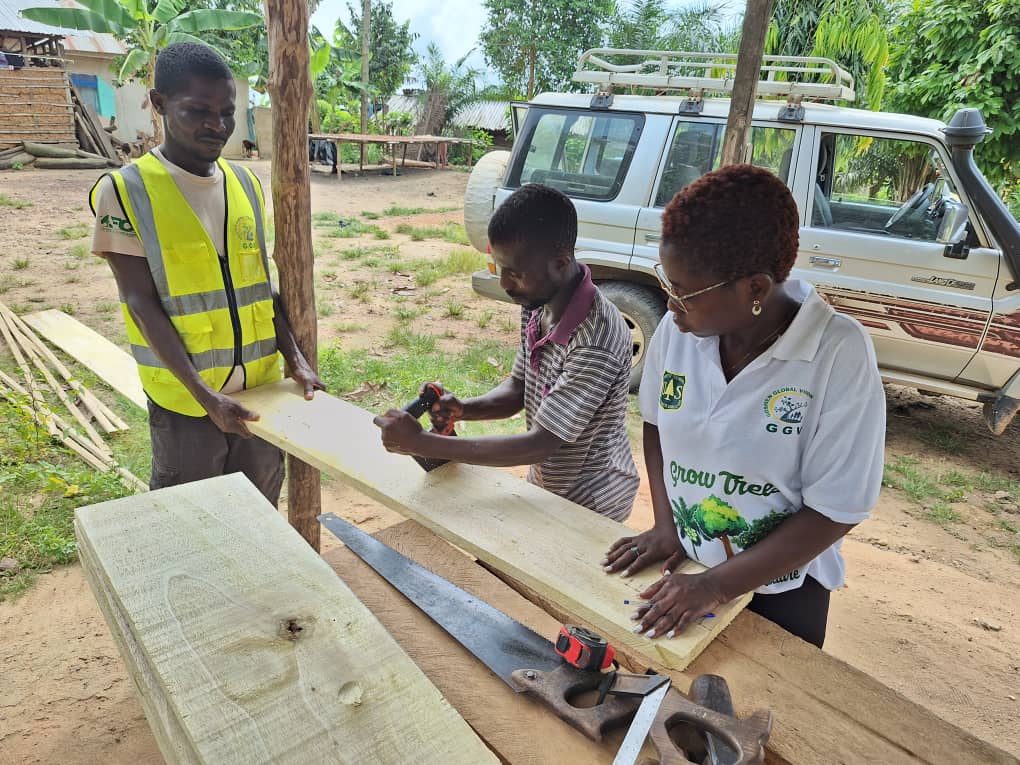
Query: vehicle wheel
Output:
[[464, 150, 511, 253], [598, 281, 667, 392]]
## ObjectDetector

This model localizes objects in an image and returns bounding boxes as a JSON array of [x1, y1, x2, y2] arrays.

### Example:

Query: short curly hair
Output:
[[155, 42, 233, 98], [488, 183, 577, 257], [661, 164, 799, 282]]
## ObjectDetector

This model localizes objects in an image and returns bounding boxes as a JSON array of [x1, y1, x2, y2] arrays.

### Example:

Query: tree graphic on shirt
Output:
[[671, 497, 703, 561], [773, 395, 808, 423], [694, 495, 749, 559], [732, 510, 791, 550]]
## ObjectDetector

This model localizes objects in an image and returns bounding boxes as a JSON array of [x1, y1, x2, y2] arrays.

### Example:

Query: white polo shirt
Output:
[[638, 280, 885, 595]]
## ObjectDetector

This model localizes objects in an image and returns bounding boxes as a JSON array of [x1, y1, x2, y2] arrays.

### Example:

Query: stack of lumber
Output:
[[0, 141, 120, 170], [70, 84, 122, 165], [74, 473, 497, 765], [22, 309, 146, 409], [0, 302, 143, 492], [0, 68, 76, 151]]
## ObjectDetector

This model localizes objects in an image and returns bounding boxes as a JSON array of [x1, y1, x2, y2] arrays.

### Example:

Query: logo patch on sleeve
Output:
[[659, 371, 686, 410]]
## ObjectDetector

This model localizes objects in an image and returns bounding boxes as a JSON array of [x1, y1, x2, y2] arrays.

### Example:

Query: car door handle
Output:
[[809, 255, 841, 269], [645, 233, 661, 243]]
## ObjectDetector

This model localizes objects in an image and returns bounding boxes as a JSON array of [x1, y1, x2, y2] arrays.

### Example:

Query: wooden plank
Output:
[[23, 310, 146, 409], [236, 382, 1017, 765], [236, 380, 750, 672], [75, 473, 496, 765], [327, 519, 629, 764]]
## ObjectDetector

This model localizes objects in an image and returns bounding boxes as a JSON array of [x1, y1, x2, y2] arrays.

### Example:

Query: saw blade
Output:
[[319, 513, 563, 688]]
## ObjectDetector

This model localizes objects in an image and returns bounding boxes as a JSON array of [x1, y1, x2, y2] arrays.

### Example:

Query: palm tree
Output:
[[608, 0, 738, 54], [21, 0, 261, 142], [415, 44, 481, 135]]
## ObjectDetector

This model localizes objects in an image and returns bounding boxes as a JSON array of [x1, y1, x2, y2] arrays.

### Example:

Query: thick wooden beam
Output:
[[265, 0, 321, 550], [720, 0, 774, 166], [74, 474, 497, 765]]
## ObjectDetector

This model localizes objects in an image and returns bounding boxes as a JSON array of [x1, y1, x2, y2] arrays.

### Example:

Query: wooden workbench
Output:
[[308, 131, 474, 177], [331, 520, 1017, 765]]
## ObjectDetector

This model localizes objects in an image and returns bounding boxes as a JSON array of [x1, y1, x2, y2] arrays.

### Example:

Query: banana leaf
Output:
[[67, 0, 135, 31], [18, 6, 118, 34], [171, 9, 262, 34]]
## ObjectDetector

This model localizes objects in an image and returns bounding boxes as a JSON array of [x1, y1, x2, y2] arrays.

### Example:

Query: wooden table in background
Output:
[[309, 132, 474, 178]]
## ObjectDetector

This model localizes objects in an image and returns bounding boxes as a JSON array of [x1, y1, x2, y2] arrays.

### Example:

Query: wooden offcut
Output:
[[236, 380, 751, 672], [75, 473, 496, 765], [0, 69, 75, 150], [23, 309, 146, 409]]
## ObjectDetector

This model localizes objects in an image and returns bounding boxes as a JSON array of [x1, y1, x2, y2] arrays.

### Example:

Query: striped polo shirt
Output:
[[510, 265, 639, 521]]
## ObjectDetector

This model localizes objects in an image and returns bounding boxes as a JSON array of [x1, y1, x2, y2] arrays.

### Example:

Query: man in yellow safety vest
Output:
[[90, 41, 322, 504]]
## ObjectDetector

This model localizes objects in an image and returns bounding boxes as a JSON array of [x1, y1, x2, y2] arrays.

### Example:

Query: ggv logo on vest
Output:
[[235, 216, 258, 250], [763, 387, 813, 435]]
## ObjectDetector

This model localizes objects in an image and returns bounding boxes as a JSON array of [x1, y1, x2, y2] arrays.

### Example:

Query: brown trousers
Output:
[[147, 399, 285, 506]]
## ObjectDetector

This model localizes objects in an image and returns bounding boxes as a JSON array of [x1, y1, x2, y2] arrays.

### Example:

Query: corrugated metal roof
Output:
[[0, 0, 124, 56], [386, 94, 510, 133]]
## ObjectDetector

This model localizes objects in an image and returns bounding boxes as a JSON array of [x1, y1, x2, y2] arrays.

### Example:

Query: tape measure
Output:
[[555, 625, 615, 672]]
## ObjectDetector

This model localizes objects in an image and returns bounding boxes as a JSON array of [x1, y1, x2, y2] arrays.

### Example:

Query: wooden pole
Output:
[[266, 0, 322, 551], [360, 0, 371, 168], [719, 0, 774, 167]]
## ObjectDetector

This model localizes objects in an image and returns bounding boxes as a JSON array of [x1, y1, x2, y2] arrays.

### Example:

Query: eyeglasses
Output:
[[653, 263, 730, 313]]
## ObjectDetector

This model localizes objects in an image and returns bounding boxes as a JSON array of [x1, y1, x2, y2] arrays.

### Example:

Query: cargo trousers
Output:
[[147, 399, 285, 506]]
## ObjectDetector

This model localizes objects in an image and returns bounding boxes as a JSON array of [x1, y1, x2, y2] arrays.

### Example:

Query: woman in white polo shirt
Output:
[[602, 164, 885, 648]]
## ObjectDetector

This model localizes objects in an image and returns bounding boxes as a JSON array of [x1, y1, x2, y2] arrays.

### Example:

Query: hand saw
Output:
[[319, 513, 772, 764]]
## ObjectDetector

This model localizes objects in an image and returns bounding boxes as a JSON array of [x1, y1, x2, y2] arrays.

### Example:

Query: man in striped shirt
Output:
[[373, 184, 639, 520]]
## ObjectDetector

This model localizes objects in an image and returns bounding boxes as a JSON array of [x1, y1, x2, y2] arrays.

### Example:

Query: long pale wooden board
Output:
[[23, 309, 147, 409], [75, 473, 496, 765], [237, 380, 751, 672]]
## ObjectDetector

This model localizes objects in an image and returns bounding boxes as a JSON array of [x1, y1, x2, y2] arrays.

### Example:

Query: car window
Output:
[[813, 133, 966, 241], [509, 109, 643, 201], [653, 124, 795, 207], [654, 122, 720, 207], [749, 127, 796, 182]]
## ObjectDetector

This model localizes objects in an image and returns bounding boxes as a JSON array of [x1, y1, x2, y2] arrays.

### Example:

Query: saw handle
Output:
[[510, 664, 772, 765], [641, 689, 772, 765]]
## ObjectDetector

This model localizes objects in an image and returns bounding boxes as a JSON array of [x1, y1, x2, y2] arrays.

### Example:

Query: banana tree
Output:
[[21, 0, 261, 143]]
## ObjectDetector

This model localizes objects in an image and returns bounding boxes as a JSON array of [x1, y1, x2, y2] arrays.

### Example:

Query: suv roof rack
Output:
[[572, 48, 855, 103]]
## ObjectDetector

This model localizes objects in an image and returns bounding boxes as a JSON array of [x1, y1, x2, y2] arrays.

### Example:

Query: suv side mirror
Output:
[[938, 199, 970, 258]]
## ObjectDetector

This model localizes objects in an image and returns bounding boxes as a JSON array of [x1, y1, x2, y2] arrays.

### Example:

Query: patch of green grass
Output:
[[382, 204, 461, 217], [339, 244, 400, 261], [406, 248, 487, 288], [312, 211, 337, 224], [349, 281, 373, 302], [13, 258, 29, 270], [59, 303, 76, 315], [317, 300, 335, 317], [361, 211, 382, 220], [69, 244, 89, 259], [333, 322, 364, 333], [476, 310, 494, 329], [394, 222, 470, 245], [918, 422, 966, 452], [394, 305, 426, 321], [385, 327, 437, 355], [0, 396, 140, 602], [0, 194, 32, 209], [320, 339, 518, 424], [444, 301, 465, 319], [0, 274, 13, 294], [63, 261, 79, 272], [57, 223, 90, 240], [96, 301, 117, 313], [324, 219, 388, 240]]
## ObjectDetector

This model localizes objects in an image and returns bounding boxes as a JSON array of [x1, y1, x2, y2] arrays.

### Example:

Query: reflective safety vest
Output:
[[90, 152, 282, 416]]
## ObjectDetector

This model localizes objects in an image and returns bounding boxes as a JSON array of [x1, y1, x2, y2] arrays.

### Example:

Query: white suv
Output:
[[464, 50, 1020, 434]]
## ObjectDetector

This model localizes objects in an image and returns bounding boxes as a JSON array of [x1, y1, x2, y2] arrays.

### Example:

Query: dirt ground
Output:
[[1, 162, 1018, 762]]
